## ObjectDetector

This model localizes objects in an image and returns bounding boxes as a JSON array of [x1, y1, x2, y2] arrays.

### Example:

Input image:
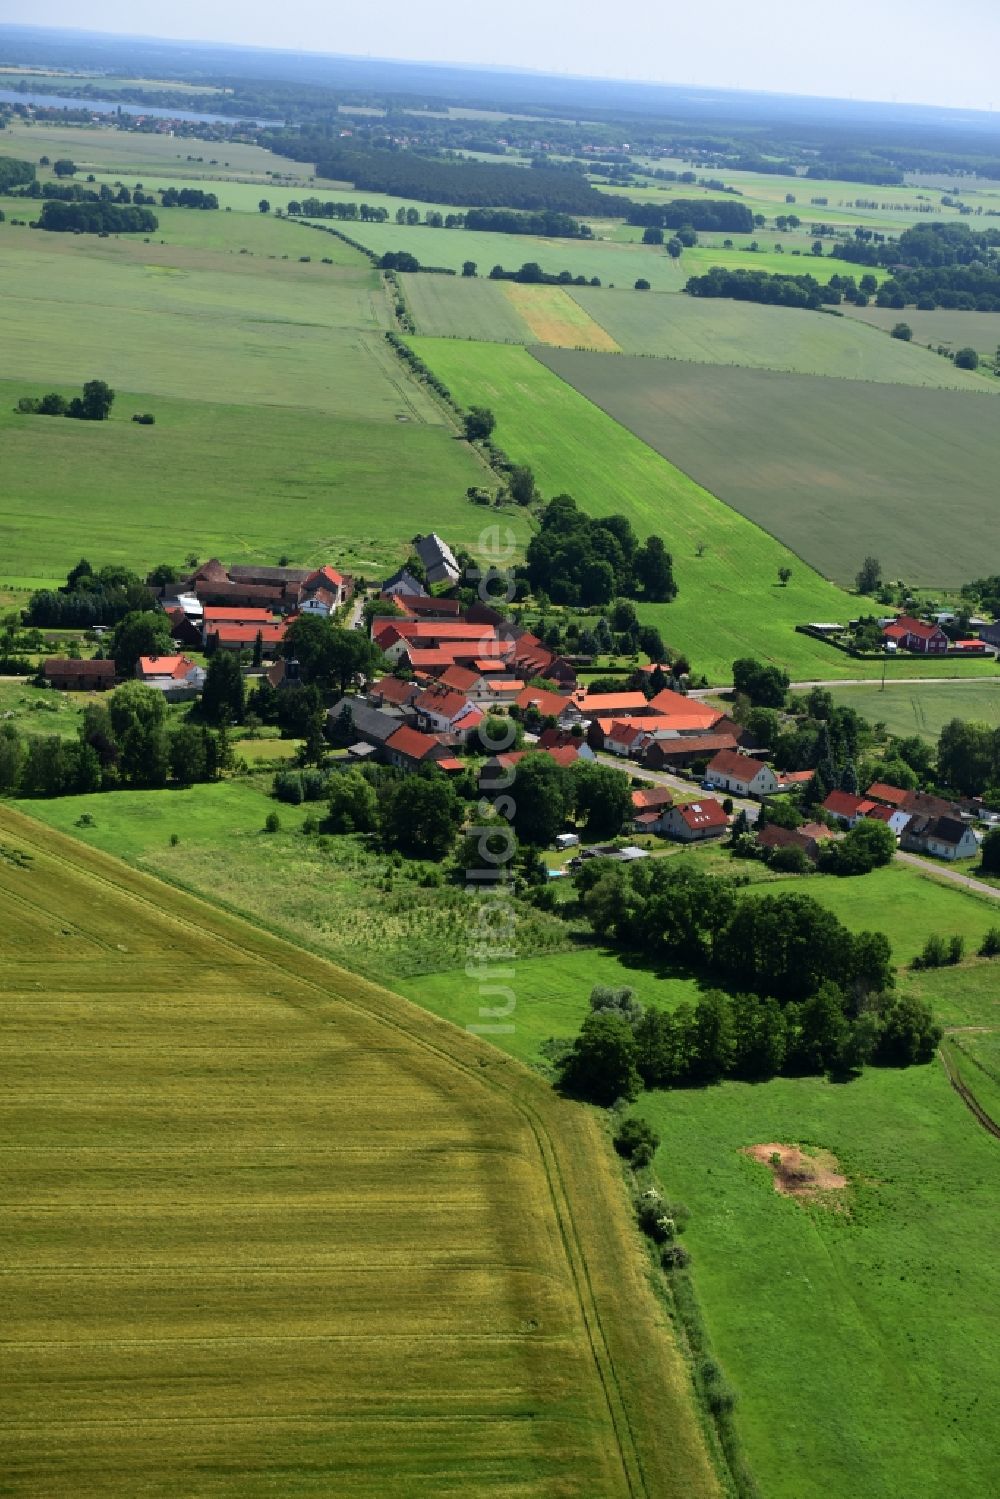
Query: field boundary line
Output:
[[1, 806, 719, 1499]]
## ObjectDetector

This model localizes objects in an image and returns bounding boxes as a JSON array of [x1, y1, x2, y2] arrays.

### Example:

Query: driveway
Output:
[[896, 850, 1000, 902]]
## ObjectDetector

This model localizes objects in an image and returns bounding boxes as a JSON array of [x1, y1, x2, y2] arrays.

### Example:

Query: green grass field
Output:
[[0, 378, 503, 584], [843, 303, 1000, 362], [634, 1064, 999, 1499], [407, 337, 987, 682], [566, 289, 984, 385], [679, 243, 894, 284], [16, 783, 577, 985], [0, 118, 308, 181], [532, 347, 1000, 588], [0, 201, 514, 582], [0, 802, 719, 1498], [828, 680, 1000, 741], [0, 213, 406, 414], [319, 218, 688, 290]]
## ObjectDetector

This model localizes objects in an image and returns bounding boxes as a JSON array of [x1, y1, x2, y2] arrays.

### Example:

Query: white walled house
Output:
[[706, 749, 779, 798]]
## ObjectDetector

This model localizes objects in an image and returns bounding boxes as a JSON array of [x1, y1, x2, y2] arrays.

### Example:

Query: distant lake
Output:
[[0, 88, 281, 127]]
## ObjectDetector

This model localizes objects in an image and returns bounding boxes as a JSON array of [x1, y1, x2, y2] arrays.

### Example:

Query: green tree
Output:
[[691, 990, 736, 1081], [463, 406, 496, 442], [327, 769, 379, 833], [80, 379, 115, 421], [201, 652, 245, 726], [461, 260, 477, 277], [0, 725, 25, 793], [634, 535, 677, 602], [571, 760, 633, 838], [820, 817, 896, 876], [108, 680, 166, 741], [614, 1116, 660, 1166], [732, 657, 789, 708], [507, 464, 537, 506], [981, 828, 1000, 875], [111, 610, 172, 673], [381, 771, 462, 859], [891, 322, 913, 341], [557, 1011, 640, 1106], [937, 718, 994, 798], [284, 615, 383, 694], [778, 565, 792, 585], [169, 722, 209, 784], [53, 158, 77, 177], [506, 755, 574, 845], [954, 347, 979, 370], [856, 556, 882, 595], [875, 993, 941, 1066], [258, 198, 270, 213]]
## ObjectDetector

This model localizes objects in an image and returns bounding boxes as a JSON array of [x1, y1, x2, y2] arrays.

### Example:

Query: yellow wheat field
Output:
[[0, 808, 717, 1499]]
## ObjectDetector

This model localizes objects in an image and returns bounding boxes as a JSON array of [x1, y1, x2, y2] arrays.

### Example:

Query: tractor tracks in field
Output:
[[1, 808, 660, 1499], [938, 1045, 1000, 1141]]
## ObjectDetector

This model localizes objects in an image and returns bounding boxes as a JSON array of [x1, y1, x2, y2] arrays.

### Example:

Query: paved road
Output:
[[896, 850, 1000, 902], [588, 747, 760, 823]]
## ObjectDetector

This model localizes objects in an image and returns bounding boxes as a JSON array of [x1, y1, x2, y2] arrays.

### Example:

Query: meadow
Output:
[[533, 347, 1000, 588], [0, 118, 306, 181], [0, 202, 509, 583], [0, 379, 503, 585], [828, 680, 1000, 741], [16, 783, 578, 985], [0, 802, 719, 1498], [634, 1064, 999, 1499], [567, 289, 984, 386], [407, 336, 989, 682], [313, 217, 688, 291], [843, 303, 1000, 361]]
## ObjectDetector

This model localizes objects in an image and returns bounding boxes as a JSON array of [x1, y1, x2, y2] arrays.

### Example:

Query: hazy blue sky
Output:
[[6, 1, 1000, 112]]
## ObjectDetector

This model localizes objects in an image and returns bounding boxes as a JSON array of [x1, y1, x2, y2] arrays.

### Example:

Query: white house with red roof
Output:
[[706, 749, 779, 798], [136, 655, 206, 697], [413, 684, 484, 743], [821, 789, 878, 827], [299, 565, 350, 614]]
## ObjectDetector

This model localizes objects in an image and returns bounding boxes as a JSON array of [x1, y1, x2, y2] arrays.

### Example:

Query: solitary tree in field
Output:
[[778, 565, 792, 586], [955, 347, 980, 370], [891, 322, 913, 341], [461, 260, 477, 277], [258, 198, 270, 214], [53, 158, 77, 177], [855, 555, 882, 595]]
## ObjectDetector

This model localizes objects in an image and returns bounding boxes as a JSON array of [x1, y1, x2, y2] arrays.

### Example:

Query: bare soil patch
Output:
[[744, 1142, 848, 1203]]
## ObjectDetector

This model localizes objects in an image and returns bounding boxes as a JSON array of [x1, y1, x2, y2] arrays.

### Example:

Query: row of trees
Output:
[[525, 495, 676, 606], [160, 186, 219, 209], [26, 559, 156, 630], [17, 380, 115, 423], [38, 201, 159, 234], [626, 199, 754, 233], [0, 156, 34, 192], [463, 208, 592, 238], [486, 261, 602, 287], [685, 267, 842, 309], [558, 981, 940, 1106]]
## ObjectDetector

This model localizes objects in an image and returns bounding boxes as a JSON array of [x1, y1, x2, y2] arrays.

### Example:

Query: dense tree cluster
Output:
[[0, 683, 229, 798], [38, 201, 159, 234], [0, 157, 35, 191], [17, 379, 115, 423], [558, 969, 937, 1105], [839, 223, 1000, 309], [288, 198, 391, 222], [265, 135, 614, 213], [525, 494, 676, 606], [685, 267, 841, 308], [626, 199, 754, 233], [463, 208, 592, 238], [282, 615, 385, 695], [487, 261, 599, 287], [26, 560, 156, 629], [732, 657, 789, 707], [936, 718, 1000, 800], [159, 186, 219, 208]]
